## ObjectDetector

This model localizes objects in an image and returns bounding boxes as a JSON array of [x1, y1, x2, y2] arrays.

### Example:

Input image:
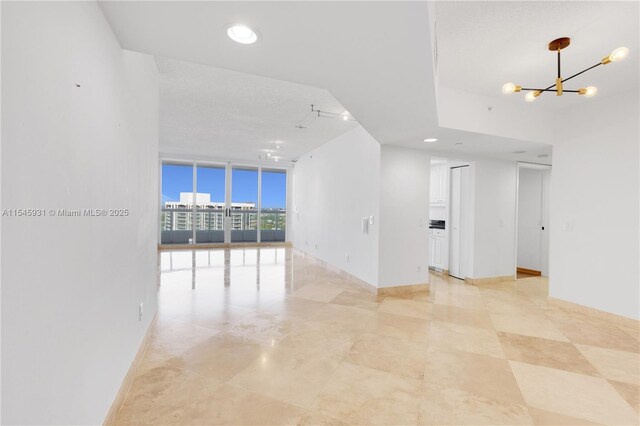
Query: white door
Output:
[[449, 166, 468, 279]]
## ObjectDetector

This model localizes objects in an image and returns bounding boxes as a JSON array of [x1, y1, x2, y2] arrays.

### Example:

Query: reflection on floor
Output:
[[115, 247, 640, 425]]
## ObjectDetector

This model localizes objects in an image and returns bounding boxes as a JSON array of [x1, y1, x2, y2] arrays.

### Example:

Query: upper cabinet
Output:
[[430, 164, 447, 205]]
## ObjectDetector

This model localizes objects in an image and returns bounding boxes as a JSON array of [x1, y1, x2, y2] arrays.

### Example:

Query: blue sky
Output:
[[161, 164, 286, 208]]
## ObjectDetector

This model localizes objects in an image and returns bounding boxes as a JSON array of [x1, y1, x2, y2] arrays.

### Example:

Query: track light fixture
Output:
[[295, 104, 356, 129], [503, 37, 629, 102]]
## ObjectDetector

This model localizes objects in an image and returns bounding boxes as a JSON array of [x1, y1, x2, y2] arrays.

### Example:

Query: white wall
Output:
[[1, 2, 159, 424], [472, 159, 517, 279], [550, 92, 639, 320], [292, 126, 380, 286], [437, 86, 555, 144], [517, 168, 543, 271], [378, 146, 431, 287]]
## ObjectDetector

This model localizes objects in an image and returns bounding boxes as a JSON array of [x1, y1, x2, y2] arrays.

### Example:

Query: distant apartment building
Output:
[[162, 192, 256, 230]]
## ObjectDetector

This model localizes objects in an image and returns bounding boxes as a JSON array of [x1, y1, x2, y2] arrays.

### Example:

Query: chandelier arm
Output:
[[521, 87, 557, 92], [521, 88, 580, 94], [541, 82, 557, 92], [561, 62, 602, 84], [521, 59, 601, 95]]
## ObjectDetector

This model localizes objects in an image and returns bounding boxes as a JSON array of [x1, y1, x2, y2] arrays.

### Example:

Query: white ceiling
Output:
[[436, 1, 639, 108], [395, 128, 552, 164], [156, 57, 357, 161], [98, 1, 438, 145], [99, 1, 558, 163]]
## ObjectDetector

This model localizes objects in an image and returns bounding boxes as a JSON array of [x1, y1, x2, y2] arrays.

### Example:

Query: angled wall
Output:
[[378, 146, 431, 287], [292, 129, 433, 289], [292, 126, 381, 286], [472, 159, 518, 279], [550, 91, 639, 320], [1, 2, 159, 423]]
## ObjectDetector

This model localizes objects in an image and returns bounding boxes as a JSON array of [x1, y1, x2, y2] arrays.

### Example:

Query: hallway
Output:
[[115, 247, 639, 425]]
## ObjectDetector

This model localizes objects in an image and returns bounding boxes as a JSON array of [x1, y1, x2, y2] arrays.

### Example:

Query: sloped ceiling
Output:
[[157, 57, 358, 161], [100, 1, 558, 163]]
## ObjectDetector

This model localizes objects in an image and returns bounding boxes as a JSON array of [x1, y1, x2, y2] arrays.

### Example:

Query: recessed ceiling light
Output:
[[226, 24, 259, 44], [424, 138, 438, 143]]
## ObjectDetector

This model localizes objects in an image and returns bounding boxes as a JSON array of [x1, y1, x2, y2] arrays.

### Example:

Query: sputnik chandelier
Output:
[[502, 37, 629, 102]]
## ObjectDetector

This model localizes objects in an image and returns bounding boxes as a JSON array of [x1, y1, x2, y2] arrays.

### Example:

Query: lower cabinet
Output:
[[429, 229, 447, 270]]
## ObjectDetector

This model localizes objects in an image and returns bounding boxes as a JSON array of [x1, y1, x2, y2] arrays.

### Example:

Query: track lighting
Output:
[[296, 105, 356, 129]]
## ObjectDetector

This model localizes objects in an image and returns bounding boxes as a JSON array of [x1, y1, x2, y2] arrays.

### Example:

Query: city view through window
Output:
[[160, 164, 286, 244]]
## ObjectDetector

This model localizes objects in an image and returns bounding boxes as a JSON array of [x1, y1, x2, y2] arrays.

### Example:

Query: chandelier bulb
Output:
[[603, 46, 629, 64], [524, 91, 540, 102], [609, 47, 629, 62], [579, 86, 598, 98], [502, 82, 522, 94]]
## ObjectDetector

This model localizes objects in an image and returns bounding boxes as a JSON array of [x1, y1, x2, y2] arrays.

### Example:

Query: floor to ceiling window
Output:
[[260, 169, 287, 242], [160, 161, 287, 245], [161, 163, 194, 244], [231, 168, 259, 243], [195, 165, 226, 244]]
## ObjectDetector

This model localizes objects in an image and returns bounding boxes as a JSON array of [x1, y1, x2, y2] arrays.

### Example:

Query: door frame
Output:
[[514, 162, 552, 278]]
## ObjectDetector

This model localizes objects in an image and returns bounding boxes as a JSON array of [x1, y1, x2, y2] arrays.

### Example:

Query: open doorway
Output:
[[428, 157, 472, 281], [516, 163, 551, 279]]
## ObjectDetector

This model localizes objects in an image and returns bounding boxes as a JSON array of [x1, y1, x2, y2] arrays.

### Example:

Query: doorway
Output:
[[516, 163, 551, 278], [428, 158, 471, 281]]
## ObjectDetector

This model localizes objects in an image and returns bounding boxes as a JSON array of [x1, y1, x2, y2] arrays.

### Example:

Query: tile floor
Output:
[[115, 247, 640, 425]]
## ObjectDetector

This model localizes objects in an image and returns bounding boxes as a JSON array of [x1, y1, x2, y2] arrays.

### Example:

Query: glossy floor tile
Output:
[[115, 248, 640, 425], [510, 361, 639, 424]]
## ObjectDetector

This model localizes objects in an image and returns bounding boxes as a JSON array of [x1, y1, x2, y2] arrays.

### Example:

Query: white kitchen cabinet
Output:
[[429, 229, 446, 270], [430, 164, 447, 205]]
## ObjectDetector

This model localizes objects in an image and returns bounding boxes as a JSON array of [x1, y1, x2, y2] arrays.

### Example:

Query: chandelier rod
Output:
[[522, 88, 579, 93], [561, 62, 602, 84], [530, 59, 603, 96]]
